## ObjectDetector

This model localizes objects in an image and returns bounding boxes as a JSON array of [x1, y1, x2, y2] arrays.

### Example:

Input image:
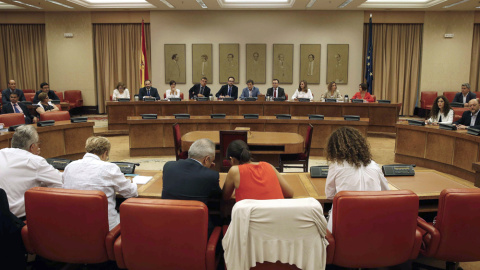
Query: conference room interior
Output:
[[2, 1, 480, 269]]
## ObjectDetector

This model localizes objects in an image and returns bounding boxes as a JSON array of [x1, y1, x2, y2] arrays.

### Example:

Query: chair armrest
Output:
[[410, 227, 423, 260], [420, 100, 426, 109], [114, 235, 126, 269], [206, 226, 222, 270], [105, 224, 121, 261], [325, 229, 335, 265], [417, 217, 440, 257], [76, 99, 83, 107], [21, 222, 34, 254]]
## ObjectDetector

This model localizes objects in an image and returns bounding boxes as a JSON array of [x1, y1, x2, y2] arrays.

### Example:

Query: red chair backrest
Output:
[[118, 199, 209, 269], [24, 187, 110, 263], [64, 90, 82, 107], [22, 89, 35, 93], [24, 93, 35, 102], [55, 91, 64, 102], [420, 91, 438, 108], [0, 113, 25, 127], [331, 190, 420, 268], [474, 91, 480, 98], [219, 130, 248, 160], [39, 111, 70, 121], [433, 189, 480, 262], [442, 91, 456, 103], [172, 123, 183, 160]]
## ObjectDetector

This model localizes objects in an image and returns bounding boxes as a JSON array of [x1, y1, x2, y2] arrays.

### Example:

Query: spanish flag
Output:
[[140, 19, 149, 88]]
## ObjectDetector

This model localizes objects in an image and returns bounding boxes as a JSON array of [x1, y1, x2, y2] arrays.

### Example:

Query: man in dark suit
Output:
[[454, 98, 480, 129], [162, 138, 221, 235], [2, 80, 26, 104], [453, 83, 476, 107], [189, 77, 211, 99], [32, 82, 60, 104], [1, 92, 36, 124], [215, 76, 238, 100], [266, 79, 285, 99], [138, 80, 160, 100]]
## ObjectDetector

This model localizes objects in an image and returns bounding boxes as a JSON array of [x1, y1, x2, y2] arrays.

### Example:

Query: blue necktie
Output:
[[13, 104, 20, 113], [147, 89, 150, 96], [228, 87, 231, 96]]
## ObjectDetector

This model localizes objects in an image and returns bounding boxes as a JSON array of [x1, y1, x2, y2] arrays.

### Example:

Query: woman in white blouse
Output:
[[291, 80, 313, 101], [426, 96, 454, 125], [112, 82, 130, 100], [321, 81, 343, 100], [165, 80, 181, 99], [324, 127, 389, 231]]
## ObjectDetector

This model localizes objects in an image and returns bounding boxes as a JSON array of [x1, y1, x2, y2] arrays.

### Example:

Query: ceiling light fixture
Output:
[[12, 0, 42, 8], [443, 0, 469, 8], [338, 0, 353, 8], [306, 0, 316, 8], [196, 0, 207, 8], [159, 0, 174, 8], [45, 0, 74, 8]]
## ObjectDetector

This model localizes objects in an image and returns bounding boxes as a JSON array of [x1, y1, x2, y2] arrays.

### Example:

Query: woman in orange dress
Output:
[[351, 83, 375, 103], [222, 140, 294, 202]]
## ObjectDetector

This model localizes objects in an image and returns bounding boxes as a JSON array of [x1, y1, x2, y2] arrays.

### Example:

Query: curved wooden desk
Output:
[[0, 121, 94, 159], [395, 122, 480, 183], [109, 100, 399, 132], [127, 115, 368, 156]]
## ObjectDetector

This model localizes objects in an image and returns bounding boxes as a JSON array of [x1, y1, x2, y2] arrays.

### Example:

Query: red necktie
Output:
[[274, 89, 277, 98]]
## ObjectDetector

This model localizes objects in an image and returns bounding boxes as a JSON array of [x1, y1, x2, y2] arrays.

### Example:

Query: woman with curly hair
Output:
[[325, 127, 389, 230], [426, 95, 454, 125]]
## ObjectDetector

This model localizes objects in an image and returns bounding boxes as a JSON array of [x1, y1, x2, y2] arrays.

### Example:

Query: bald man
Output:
[[454, 98, 480, 129], [2, 80, 26, 104]]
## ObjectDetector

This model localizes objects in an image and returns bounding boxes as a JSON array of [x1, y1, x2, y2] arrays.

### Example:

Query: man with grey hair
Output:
[[453, 83, 476, 107], [162, 138, 221, 234], [0, 125, 62, 218]]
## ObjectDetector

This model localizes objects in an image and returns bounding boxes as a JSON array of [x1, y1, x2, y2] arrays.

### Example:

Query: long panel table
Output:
[[109, 100, 400, 132], [127, 116, 369, 157], [395, 122, 480, 183], [135, 169, 475, 213], [0, 121, 94, 159]]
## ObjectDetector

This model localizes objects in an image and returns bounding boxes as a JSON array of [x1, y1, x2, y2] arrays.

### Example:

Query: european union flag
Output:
[[365, 16, 373, 94]]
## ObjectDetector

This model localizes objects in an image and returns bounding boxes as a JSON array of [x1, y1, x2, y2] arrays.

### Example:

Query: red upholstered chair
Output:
[[327, 190, 422, 268], [54, 91, 64, 102], [474, 91, 480, 98], [420, 91, 438, 110], [22, 89, 35, 93], [64, 90, 83, 109], [416, 189, 480, 270], [285, 93, 288, 100], [24, 93, 35, 102], [442, 91, 456, 103], [21, 187, 118, 264], [452, 107, 468, 120], [0, 113, 25, 127], [453, 114, 461, 123], [114, 198, 222, 270], [279, 124, 313, 172], [219, 130, 248, 172], [173, 123, 188, 160], [39, 111, 70, 121]]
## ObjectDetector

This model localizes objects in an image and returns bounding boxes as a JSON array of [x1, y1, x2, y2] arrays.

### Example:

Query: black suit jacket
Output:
[[189, 84, 211, 99], [453, 92, 477, 104], [32, 90, 60, 104], [215, 85, 238, 100], [2, 89, 26, 104], [266, 87, 286, 98], [138, 87, 160, 100], [454, 110, 480, 129], [1, 102, 33, 123]]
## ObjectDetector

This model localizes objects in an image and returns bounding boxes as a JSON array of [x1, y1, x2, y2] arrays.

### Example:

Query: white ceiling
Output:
[[0, 0, 479, 12]]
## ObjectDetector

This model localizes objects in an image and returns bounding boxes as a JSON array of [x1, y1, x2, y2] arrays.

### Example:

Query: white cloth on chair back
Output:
[[222, 198, 329, 270]]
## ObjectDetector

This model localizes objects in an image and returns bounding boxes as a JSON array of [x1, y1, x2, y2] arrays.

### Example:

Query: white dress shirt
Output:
[[63, 153, 138, 230], [427, 109, 454, 125], [325, 160, 390, 231], [471, 110, 479, 127], [112, 89, 130, 100], [0, 148, 63, 217], [165, 89, 181, 99], [291, 89, 313, 100]]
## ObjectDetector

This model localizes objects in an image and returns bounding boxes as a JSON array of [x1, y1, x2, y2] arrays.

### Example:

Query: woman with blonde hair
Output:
[[321, 81, 343, 100], [36, 92, 59, 115]]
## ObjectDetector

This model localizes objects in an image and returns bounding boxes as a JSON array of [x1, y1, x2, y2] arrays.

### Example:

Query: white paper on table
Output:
[[132, 176, 153, 185]]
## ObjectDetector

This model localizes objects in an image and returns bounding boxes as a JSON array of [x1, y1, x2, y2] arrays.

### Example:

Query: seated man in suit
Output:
[[1, 93, 37, 124], [215, 76, 238, 100], [138, 80, 160, 100], [454, 98, 480, 129], [0, 125, 63, 218], [266, 79, 285, 99], [240, 80, 261, 100], [2, 80, 26, 104], [453, 83, 476, 107], [189, 77, 211, 99], [32, 82, 60, 104], [162, 138, 221, 235]]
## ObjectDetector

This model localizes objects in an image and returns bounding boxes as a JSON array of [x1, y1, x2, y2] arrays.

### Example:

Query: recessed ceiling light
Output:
[[45, 0, 74, 8], [0, 1, 25, 8], [67, 0, 156, 8], [443, 0, 469, 8], [338, 0, 353, 8], [224, 0, 288, 2], [12, 0, 42, 8], [306, 0, 316, 8], [159, 0, 174, 8], [196, 0, 207, 8]]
